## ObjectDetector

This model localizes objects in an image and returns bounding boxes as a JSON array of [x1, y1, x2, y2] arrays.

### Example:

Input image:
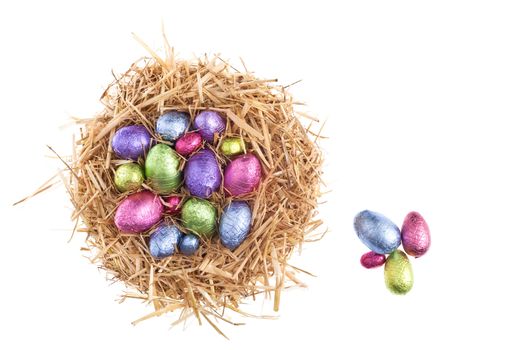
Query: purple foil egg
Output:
[[184, 149, 221, 198], [224, 153, 262, 196], [175, 132, 202, 156], [193, 110, 225, 142], [164, 195, 182, 214], [112, 125, 152, 160], [401, 211, 431, 257], [360, 251, 386, 269], [114, 191, 163, 233]]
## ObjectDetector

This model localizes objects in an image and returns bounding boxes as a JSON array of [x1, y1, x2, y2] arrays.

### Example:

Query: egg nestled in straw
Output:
[[114, 163, 144, 192], [145, 144, 183, 194], [149, 223, 182, 259], [181, 198, 217, 238], [156, 111, 190, 141], [164, 195, 182, 214], [220, 137, 245, 156], [219, 201, 252, 250], [184, 149, 221, 199], [175, 132, 202, 156], [111, 125, 152, 160], [224, 153, 262, 196], [114, 191, 163, 233], [179, 234, 200, 256], [194, 110, 225, 142]]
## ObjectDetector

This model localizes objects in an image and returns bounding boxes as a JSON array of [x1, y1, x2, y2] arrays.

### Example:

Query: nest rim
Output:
[[65, 39, 325, 333]]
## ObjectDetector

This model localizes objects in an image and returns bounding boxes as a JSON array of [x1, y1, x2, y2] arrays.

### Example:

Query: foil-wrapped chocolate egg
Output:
[[156, 111, 190, 141], [193, 110, 225, 142], [354, 210, 401, 254], [179, 234, 200, 256], [384, 250, 414, 295], [149, 223, 182, 259], [145, 144, 183, 194], [401, 211, 430, 258], [360, 251, 386, 269], [181, 198, 217, 238], [184, 149, 221, 198], [220, 137, 245, 156], [112, 125, 152, 160], [224, 153, 262, 196], [175, 132, 202, 156], [114, 163, 144, 192], [219, 201, 252, 250], [114, 191, 163, 233], [164, 195, 182, 214]]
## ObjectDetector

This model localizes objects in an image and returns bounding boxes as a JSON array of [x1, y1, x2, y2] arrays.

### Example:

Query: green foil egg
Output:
[[384, 250, 414, 295], [145, 144, 183, 194], [220, 137, 245, 156], [181, 198, 217, 238], [114, 163, 144, 192]]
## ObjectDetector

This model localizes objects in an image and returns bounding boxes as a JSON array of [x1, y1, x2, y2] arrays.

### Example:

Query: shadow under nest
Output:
[[67, 43, 325, 333]]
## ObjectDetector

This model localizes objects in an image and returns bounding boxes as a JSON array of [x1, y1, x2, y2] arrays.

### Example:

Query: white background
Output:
[[1, 0, 525, 348]]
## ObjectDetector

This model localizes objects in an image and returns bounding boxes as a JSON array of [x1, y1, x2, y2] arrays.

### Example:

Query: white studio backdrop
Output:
[[1, 0, 526, 349]]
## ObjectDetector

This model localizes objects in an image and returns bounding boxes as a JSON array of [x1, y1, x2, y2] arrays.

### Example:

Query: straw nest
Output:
[[50, 39, 324, 334]]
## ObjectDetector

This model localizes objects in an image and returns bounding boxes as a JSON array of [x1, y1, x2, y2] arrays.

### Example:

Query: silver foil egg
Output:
[[354, 210, 401, 254], [156, 111, 190, 142], [179, 234, 200, 256], [219, 201, 252, 250], [149, 223, 182, 259]]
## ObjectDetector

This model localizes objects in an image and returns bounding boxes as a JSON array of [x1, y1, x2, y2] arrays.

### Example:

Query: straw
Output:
[[28, 38, 325, 336]]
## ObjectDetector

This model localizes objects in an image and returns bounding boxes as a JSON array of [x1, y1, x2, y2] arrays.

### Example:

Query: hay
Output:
[[30, 38, 325, 334]]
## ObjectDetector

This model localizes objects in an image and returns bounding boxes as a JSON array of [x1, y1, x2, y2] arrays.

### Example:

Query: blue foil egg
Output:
[[219, 201, 252, 250], [156, 111, 190, 142], [354, 210, 401, 254], [179, 234, 200, 256], [149, 223, 182, 259]]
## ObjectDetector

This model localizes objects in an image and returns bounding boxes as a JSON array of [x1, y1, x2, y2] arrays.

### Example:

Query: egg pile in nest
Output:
[[65, 41, 324, 334]]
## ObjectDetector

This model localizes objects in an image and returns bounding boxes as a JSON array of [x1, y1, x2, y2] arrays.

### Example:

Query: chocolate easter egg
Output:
[[111, 125, 152, 160], [156, 111, 190, 141], [181, 198, 217, 238], [149, 223, 182, 259], [175, 132, 202, 156], [354, 210, 401, 254], [401, 211, 430, 258], [224, 153, 262, 196], [384, 250, 414, 295], [179, 234, 200, 256], [360, 251, 386, 269], [114, 163, 144, 192], [220, 137, 245, 156], [193, 110, 225, 142], [164, 196, 182, 214], [114, 191, 163, 233], [184, 149, 221, 198], [219, 201, 252, 250], [145, 144, 183, 194]]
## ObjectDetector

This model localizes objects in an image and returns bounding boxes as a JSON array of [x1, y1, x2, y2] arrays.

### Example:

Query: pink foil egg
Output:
[[401, 211, 431, 257], [360, 251, 386, 269], [224, 153, 262, 196], [164, 196, 182, 214], [175, 132, 202, 156], [114, 191, 163, 233]]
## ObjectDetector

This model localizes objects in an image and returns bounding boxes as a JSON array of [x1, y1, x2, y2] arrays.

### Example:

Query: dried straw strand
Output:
[[37, 39, 325, 334]]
